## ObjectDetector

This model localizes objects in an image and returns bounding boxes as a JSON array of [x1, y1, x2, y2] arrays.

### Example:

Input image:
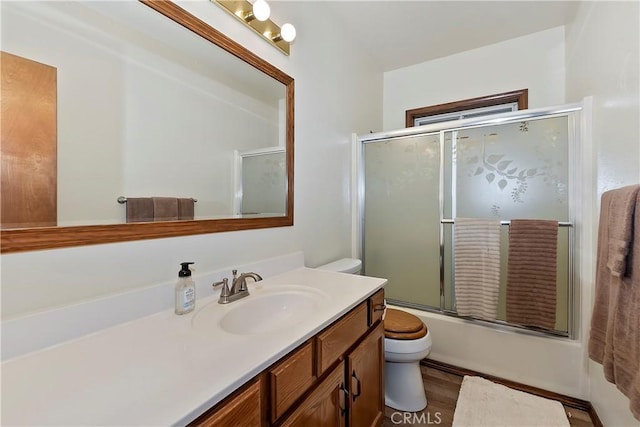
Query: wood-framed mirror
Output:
[[1, 0, 294, 253]]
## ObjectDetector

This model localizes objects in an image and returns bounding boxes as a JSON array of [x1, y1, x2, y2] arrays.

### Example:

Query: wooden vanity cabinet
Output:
[[190, 289, 385, 427], [191, 377, 264, 427], [284, 289, 385, 427]]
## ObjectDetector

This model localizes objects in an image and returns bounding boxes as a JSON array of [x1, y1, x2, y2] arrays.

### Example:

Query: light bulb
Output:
[[280, 23, 296, 42], [252, 0, 270, 21]]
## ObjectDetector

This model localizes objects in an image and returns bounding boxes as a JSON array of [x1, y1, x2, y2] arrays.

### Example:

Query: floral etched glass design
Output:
[[453, 117, 568, 220]]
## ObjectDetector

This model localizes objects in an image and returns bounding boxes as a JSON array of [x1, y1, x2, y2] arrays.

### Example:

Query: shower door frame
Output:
[[357, 103, 583, 339]]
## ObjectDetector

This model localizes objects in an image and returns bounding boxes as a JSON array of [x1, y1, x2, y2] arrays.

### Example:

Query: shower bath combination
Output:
[[358, 103, 582, 338]]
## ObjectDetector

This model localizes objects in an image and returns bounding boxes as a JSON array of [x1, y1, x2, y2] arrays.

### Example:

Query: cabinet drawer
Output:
[[191, 378, 262, 427], [368, 289, 385, 326], [269, 341, 315, 422], [316, 302, 368, 375]]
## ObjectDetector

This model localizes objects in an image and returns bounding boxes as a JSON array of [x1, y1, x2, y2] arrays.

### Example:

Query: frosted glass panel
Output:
[[363, 135, 440, 307], [241, 152, 286, 215]]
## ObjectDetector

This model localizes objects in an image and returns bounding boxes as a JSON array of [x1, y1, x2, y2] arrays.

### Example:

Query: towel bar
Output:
[[117, 196, 198, 204], [440, 219, 572, 227]]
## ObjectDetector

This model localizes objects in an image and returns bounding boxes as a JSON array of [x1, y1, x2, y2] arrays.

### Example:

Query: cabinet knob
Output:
[[373, 304, 387, 312]]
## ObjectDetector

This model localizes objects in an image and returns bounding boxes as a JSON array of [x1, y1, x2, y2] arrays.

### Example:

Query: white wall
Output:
[[0, 0, 383, 318], [566, 1, 640, 425], [383, 26, 566, 131]]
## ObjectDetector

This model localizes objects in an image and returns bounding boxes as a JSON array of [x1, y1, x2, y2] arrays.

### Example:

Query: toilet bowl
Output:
[[316, 258, 432, 412], [384, 308, 432, 412]]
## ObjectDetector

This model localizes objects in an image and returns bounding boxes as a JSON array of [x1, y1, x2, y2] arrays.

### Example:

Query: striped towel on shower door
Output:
[[454, 218, 502, 321]]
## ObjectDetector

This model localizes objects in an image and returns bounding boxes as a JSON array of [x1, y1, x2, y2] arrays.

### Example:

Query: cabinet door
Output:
[[191, 378, 262, 427], [347, 322, 384, 427], [280, 363, 347, 427]]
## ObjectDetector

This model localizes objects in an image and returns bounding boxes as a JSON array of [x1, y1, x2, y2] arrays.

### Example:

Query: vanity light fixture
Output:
[[238, 0, 270, 22], [251, 0, 270, 21], [272, 23, 296, 43], [213, 0, 296, 55]]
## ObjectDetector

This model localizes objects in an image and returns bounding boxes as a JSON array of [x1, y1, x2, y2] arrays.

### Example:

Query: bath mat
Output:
[[452, 376, 570, 427]]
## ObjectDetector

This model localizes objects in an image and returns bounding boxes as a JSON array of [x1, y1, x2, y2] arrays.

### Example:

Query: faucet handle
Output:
[[213, 278, 231, 304], [212, 277, 227, 289], [219, 279, 230, 298]]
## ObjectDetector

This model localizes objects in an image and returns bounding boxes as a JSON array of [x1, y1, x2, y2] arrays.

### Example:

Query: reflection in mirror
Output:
[[2, 0, 287, 227], [234, 148, 286, 216], [0, 0, 294, 252]]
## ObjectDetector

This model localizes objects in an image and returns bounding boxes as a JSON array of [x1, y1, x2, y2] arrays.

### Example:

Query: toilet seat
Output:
[[384, 309, 428, 340]]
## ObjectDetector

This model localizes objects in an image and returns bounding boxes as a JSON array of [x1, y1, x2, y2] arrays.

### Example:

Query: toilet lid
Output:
[[384, 324, 428, 340], [384, 309, 424, 333], [384, 309, 428, 340]]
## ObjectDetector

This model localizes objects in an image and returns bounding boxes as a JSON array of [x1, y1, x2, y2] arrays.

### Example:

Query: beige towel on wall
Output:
[[125, 198, 154, 223], [152, 197, 178, 221], [177, 198, 195, 220], [506, 219, 558, 330], [454, 218, 502, 321], [589, 184, 640, 421]]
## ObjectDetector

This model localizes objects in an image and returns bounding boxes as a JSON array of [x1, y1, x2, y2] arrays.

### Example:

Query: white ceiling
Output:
[[323, 1, 579, 72]]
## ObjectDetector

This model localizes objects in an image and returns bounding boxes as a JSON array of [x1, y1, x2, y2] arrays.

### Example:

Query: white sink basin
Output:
[[192, 285, 329, 335]]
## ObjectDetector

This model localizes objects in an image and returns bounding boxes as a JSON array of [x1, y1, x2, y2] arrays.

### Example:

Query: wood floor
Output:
[[382, 365, 594, 427]]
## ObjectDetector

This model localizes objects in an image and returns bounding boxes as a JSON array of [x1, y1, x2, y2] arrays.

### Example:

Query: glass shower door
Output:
[[363, 133, 441, 308], [445, 116, 571, 332], [360, 106, 578, 337]]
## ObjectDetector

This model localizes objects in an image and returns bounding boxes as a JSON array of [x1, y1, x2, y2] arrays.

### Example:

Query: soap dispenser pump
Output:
[[175, 262, 196, 315]]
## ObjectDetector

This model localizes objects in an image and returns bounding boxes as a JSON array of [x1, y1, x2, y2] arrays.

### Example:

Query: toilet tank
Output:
[[316, 258, 362, 275]]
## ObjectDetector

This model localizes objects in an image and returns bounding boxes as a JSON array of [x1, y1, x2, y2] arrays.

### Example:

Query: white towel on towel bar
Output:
[[454, 218, 502, 321]]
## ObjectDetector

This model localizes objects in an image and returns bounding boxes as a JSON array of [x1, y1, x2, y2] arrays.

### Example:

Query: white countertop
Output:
[[1, 267, 386, 426]]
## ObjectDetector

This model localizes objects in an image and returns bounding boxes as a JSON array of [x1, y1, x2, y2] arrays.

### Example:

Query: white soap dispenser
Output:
[[175, 262, 196, 315]]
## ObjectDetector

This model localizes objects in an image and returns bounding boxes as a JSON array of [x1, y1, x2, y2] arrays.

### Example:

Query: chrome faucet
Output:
[[213, 269, 263, 304]]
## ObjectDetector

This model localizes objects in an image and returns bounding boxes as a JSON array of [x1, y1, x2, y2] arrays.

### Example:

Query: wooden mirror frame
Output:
[[1, 0, 294, 254]]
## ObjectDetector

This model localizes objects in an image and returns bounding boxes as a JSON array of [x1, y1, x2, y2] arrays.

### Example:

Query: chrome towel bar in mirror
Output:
[[117, 197, 198, 204]]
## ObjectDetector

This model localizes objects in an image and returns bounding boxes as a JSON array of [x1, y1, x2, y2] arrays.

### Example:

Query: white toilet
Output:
[[316, 258, 433, 412]]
